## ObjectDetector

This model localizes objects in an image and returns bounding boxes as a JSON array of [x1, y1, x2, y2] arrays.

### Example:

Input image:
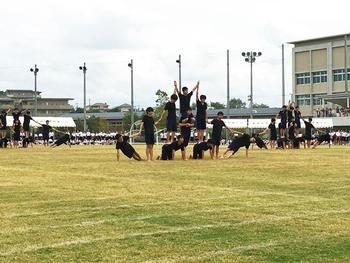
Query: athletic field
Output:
[[1, 145, 350, 262]]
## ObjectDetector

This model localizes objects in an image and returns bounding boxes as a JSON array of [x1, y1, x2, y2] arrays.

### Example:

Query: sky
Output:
[[0, 0, 349, 109]]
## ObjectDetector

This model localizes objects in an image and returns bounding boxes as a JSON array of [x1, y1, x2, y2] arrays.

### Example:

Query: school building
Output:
[[289, 33, 350, 117], [0, 89, 73, 116]]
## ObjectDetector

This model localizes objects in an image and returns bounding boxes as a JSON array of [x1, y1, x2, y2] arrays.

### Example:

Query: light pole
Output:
[[226, 49, 230, 141], [176, 54, 182, 89], [241, 51, 262, 119], [30, 65, 39, 116], [128, 60, 134, 129], [79, 62, 87, 132]]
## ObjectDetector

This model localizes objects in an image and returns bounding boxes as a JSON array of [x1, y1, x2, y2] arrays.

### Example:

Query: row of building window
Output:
[[296, 94, 323, 106], [296, 69, 350, 84]]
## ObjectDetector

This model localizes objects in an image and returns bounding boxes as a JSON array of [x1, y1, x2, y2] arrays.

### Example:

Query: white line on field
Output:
[[1, 208, 349, 256]]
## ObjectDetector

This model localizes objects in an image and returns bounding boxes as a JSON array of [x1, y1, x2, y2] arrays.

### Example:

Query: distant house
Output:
[[116, 103, 132, 112], [88, 102, 109, 111]]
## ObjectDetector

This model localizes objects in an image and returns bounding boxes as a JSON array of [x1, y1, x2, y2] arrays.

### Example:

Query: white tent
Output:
[[6, 116, 76, 128], [208, 118, 333, 129]]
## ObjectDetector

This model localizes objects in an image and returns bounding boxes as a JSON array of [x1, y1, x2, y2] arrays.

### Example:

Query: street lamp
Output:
[[241, 51, 262, 119], [176, 54, 182, 89], [79, 62, 87, 132], [30, 65, 39, 116], [128, 60, 134, 129]]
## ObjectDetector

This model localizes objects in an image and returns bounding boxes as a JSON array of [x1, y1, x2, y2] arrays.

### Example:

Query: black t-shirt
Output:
[[12, 111, 22, 121], [235, 133, 251, 149], [0, 113, 7, 127], [287, 109, 294, 122], [255, 136, 266, 149], [268, 123, 277, 138], [211, 118, 225, 138], [303, 120, 314, 136], [196, 100, 207, 118], [42, 124, 52, 136], [164, 102, 176, 120], [197, 141, 212, 152], [289, 125, 295, 139], [142, 115, 155, 134], [178, 91, 193, 113], [116, 136, 135, 157], [14, 123, 21, 133], [294, 110, 301, 121], [23, 114, 32, 128], [279, 110, 287, 123], [168, 141, 185, 152]]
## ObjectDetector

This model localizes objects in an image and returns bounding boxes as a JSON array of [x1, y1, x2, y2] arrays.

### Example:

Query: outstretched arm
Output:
[[259, 128, 269, 136], [228, 128, 243, 135], [196, 82, 200, 101], [174, 81, 179, 94], [192, 81, 200, 92]]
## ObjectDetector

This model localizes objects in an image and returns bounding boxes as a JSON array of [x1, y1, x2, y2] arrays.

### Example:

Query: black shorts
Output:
[[161, 145, 173, 160], [212, 136, 221, 146], [181, 127, 191, 147], [144, 133, 155, 145], [43, 134, 49, 141], [280, 122, 287, 129], [13, 132, 21, 141], [23, 126, 30, 132], [196, 117, 206, 130], [166, 118, 177, 132], [270, 135, 277, 141], [295, 120, 301, 129], [305, 134, 312, 141], [0, 126, 7, 131]]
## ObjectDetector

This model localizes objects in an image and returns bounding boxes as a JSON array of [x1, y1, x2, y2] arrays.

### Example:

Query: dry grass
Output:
[[0, 145, 350, 262]]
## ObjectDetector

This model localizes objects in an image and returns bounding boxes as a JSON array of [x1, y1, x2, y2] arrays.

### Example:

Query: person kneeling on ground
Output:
[[116, 133, 143, 161], [51, 133, 71, 148], [157, 135, 186, 160], [313, 133, 331, 149], [222, 132, 256, 158], [190, 139, 214, 159], [252, 133, 268, 149]]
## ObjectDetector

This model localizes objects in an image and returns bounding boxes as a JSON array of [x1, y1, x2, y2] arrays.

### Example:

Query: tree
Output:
[[122, 111, 141, 132], [210, 102, 226, 109], [154, 89, 169, 130], [71, 107, 84, 113], [252, 103, 269, 108], [87, 116, 108, 132], [229, 98, 246, 109]]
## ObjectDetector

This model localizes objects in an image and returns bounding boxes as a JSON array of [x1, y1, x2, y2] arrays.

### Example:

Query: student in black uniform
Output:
[[0, 108, 10, 148], [302, 117, 316, 148], [313, 133, 331, 149], [175, 80, 199, 118], [32, 119, 61, 147], [222, 132, 256, 158], [12, 108, 23, 123], [276, 105, 288, 138], [195, 82, 207, 142], [294, 105, 302, 135], [157, 135, 186, 160], [179, 107, 195, 147], [138, 107, 160, 161], [12, 119, 21, 148], [288, 120, 296, 148], [159, 82, 178, 142], [287, 101, 295, 125], [208, 111, 232, 159], [51, 133, 71, 148], [22, 110, 32, 148], [191, 139, 214, 159], [259, 118, 277, 149], [115, 133, 142, 161]]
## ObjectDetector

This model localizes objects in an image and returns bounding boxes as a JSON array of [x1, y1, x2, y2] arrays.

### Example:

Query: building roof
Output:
[[91, 102, 109, 107], [21, 98, 74, 101], [288, 33, 350, 45], [117, 103, 131, 108], [5, 89, 42, 94]]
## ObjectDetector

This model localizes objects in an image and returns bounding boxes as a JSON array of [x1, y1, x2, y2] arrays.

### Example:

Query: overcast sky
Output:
[[0, 0, 349, 109]]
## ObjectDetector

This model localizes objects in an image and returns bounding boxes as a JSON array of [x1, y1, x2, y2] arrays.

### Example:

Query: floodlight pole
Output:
[[30, 65, 39, 116]]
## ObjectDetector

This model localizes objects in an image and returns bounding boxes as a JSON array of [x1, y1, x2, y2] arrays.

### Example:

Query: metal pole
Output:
[[226, 49, 230, 141], [250, 54, 253, 120], [34, 64, 38, 117], [178, 54, 182, 89], [282, 44, 286, 105], [345, 35, 348, 92], [83, 62, 87, 132], [130, 59, 134, 129]]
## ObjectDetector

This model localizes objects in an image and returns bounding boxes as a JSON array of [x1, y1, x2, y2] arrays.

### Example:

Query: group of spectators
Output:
[[314, 107, 350, 117]]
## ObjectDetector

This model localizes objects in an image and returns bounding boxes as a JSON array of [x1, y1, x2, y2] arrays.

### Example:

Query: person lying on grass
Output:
[[116, 133, 143, 161], [221, 131, 256, 158], [156, 135, 186, 160], [51, 133, 71, 148]]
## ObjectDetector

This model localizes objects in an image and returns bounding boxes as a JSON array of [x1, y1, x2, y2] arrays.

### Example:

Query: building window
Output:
[[296, 95, 311, 106], [296, 72, 311, 85], [312, 71, 327, 84], [333, 69, 350, 81], [312, 94, 323, 106]]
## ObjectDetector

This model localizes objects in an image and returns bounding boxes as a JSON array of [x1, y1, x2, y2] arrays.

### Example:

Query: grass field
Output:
[[1, 145, 350, 262]]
